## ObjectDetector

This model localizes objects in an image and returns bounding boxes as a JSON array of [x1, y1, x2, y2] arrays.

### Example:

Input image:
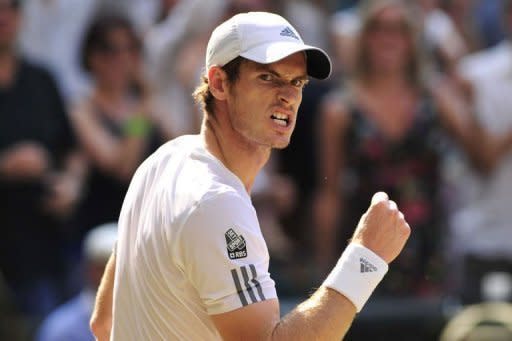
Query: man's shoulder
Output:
[[160, 135, 245, 197], [134, 134, 248, 216], [137, 134, 202, 174], [158, 134, 201, 153], [196, 187, 251, 214]]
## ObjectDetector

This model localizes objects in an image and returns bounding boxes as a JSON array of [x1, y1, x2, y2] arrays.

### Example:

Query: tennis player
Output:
[[90, 12, 411, 340]]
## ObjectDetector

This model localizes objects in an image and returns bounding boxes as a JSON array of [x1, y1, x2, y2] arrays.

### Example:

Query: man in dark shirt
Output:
[[0, 0, 83, 321]]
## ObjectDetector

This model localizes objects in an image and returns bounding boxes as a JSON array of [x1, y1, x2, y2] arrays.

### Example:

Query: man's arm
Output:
[[212, 287, 356, 340], [211, 192, 410, 340], [90, 250, 116, 341]]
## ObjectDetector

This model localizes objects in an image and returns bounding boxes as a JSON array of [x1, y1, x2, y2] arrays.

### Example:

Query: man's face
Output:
[[0, 0, 19, 50], [224, 52, 308, 150]]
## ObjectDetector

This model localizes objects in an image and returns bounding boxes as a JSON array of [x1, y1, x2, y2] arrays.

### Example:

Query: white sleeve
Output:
[[178, 192, 277, 315]]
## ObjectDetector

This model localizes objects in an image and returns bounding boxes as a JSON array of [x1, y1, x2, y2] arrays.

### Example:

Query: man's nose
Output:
[[278, 84, 301, 106]]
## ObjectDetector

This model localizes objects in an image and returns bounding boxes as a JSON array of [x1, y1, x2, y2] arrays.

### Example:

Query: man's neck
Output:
[[201, 115, 270, 194]]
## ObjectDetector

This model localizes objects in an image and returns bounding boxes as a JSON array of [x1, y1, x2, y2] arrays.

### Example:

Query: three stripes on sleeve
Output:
[[231, 264, 266, 306]]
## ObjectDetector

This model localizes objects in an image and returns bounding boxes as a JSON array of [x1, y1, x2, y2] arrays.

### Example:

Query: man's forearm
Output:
[[272, 287, 356, 340], [91, 250, 116, 340]]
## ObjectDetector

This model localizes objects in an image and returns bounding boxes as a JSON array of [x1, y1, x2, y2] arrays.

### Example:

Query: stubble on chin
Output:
[[270, 137, 292, 150]]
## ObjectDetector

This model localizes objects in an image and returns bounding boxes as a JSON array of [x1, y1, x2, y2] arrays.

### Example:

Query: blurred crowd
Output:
[[1, 0, 512, 339]]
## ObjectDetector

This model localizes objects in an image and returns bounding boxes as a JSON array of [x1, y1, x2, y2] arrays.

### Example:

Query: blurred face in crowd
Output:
[[0, 0, 19, 52], [363, 5, 413, 76], [89, 26, 140, 89], [222, 52, 307, 150]]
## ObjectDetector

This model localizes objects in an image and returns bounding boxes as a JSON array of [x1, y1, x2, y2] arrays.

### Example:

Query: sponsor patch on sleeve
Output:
[[225, 228, 247, 260]]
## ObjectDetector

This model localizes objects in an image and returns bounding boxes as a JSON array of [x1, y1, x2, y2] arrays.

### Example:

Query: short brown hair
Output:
[[193, 57, 246, 117]]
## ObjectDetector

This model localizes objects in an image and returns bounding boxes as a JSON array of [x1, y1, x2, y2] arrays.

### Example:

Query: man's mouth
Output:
[[271, 112, 290, 127]]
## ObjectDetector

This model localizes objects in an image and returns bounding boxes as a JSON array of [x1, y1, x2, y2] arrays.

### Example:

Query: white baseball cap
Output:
[[206, 12, 332, 80]]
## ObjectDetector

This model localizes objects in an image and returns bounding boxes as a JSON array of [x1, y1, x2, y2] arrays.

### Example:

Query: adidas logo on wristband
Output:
[[323, 244, 388, 312], [360, 258, 377, 273]]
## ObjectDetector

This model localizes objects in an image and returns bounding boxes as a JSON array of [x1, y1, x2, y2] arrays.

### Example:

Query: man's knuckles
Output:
[[388, 200, 398, 211], [371, 191, 389, 205], [400, 221, 411, 238], [371, 199, 389, 212]]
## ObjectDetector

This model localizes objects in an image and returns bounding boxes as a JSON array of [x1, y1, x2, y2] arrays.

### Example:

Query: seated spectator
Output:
[[0, 0, 84, 322], [36, 223, 117, 341], [71, 13, 162, 242]]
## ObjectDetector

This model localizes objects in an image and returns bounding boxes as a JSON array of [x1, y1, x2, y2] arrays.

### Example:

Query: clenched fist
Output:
[[350, 192, 411, 264]]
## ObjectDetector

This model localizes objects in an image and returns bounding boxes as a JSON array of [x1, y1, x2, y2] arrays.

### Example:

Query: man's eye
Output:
[[260, 74, 273, 81], [291, 79, 307, 88]]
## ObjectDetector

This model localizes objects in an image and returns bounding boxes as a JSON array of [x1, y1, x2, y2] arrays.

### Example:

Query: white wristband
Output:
[[322, 243, 388, 312]]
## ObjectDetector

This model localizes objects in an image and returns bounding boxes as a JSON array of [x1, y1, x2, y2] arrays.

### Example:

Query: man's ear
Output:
[[208, 66, 229, 101]]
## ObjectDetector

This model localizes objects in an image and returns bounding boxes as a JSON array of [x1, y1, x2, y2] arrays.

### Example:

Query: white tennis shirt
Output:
[[111, 135, 277, 340]]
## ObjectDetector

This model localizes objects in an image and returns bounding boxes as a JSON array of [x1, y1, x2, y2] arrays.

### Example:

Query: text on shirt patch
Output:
[[225, 228, 247, 259]]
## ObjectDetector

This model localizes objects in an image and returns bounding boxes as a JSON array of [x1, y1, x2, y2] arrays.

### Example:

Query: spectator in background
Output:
[[17, 0, 161, 106], [314, 0, 512, 296], [440, 0, 482, 53], [36, 222, 117, 341], [18, 0, 99, 105], [71, 13, 161, 245], [450, 0, 512, 304], [330, 1, 468, 80], [0, 0, 84, 323], [329, 6, 361, 80], [144, 0, 226, 138], [100, 0, 160, 35], [418, 0, 468, 70]]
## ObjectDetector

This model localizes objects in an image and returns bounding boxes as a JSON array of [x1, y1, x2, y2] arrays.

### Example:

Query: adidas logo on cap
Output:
[[360, 258, 378, 273], [280, 26, 299, 40]]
